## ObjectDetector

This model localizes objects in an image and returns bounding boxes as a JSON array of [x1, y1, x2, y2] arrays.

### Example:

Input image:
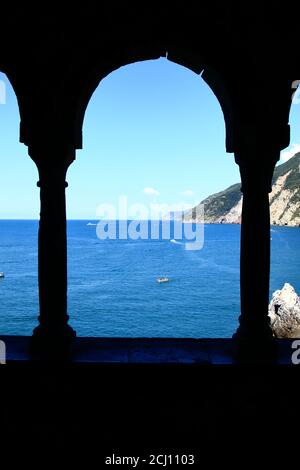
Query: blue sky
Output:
[[0, 59, 299, 219]]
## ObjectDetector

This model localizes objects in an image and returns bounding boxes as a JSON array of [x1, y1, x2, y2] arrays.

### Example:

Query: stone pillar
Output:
[[233, 148, 279, 360], [29, 145, 76, 358]]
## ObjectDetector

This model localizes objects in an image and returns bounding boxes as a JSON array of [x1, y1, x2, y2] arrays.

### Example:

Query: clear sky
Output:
[[0, 59, 299, 219]]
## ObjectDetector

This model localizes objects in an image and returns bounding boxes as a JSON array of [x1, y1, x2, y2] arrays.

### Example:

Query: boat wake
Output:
[[170, 239, 183, 245]]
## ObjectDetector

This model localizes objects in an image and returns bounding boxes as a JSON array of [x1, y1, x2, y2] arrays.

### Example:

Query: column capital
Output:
[[234, 122, 290, 154], [235, 147, 280, 194], [28, 142, 76, 173], [233, 121, 286, 194], [28, 143, 75, 190]]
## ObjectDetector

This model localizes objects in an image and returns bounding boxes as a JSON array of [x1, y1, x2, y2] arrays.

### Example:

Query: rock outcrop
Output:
[[269, 283, 300, 338]]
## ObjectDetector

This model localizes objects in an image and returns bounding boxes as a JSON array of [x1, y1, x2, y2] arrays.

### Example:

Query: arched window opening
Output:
[[67, 58, 241, 337], [0, 72, 39, 335]]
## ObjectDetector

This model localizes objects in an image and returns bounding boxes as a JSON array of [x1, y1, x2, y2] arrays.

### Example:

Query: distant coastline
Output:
[[180, 153, 300, 227]]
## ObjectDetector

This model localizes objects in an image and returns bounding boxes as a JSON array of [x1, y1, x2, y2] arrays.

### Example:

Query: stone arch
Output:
[[68, 56, 236, 338], [73, 47, 235, 154]]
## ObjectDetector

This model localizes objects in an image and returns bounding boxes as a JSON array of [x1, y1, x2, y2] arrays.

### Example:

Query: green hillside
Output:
[[272, 152, 300, 221], [187, 152, 300, 223]]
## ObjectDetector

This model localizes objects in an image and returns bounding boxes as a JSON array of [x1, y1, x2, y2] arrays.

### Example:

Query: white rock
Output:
[[269, 283, 300, 338]]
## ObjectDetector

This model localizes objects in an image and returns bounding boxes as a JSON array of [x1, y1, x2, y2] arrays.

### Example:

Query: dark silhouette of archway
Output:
[[67, 57, 238, 337], [0, 5, 294, 360], [74, 52, 234, 154]]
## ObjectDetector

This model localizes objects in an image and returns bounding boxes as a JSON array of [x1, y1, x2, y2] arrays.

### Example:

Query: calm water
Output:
[[0, 220, 299, 337]]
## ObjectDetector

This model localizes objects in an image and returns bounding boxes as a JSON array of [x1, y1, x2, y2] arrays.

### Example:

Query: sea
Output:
[[0, 220, 299, 337]]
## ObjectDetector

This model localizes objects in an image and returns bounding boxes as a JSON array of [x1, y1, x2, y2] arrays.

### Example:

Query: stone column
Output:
[[29, 145, 76, 358], [233, 148, 279, 360]]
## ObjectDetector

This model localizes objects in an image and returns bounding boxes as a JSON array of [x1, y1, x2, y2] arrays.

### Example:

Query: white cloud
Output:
[[144, 187, 160, 196], [181, 189, 194, 197], [280, 143, 300, 162]]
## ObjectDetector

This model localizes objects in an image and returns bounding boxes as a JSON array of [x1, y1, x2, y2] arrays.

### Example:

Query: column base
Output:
[[233, 329, 278, 363], [30, 323, 76, 360]]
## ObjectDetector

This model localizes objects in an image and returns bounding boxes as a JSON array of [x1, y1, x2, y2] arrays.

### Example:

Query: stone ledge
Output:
[[0, 336, 296, 364]]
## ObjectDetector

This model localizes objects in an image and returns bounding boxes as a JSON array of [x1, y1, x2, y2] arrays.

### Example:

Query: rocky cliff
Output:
[[185, 152, 300, 226]]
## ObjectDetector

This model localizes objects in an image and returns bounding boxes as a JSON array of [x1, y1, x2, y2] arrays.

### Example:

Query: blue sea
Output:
[[0, 220, 299, 337]]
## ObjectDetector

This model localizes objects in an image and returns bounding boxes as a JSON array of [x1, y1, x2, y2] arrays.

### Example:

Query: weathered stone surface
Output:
[[269, 283, 300, 338]]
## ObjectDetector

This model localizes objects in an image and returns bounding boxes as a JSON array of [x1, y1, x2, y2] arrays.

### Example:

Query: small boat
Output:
[[0, 272, 4, 278], [156, 276, 169, 284]]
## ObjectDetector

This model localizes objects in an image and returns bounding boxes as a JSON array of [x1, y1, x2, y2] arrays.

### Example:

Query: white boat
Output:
[[156, 276, 169, 284], [0, 272, 4, 278]]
